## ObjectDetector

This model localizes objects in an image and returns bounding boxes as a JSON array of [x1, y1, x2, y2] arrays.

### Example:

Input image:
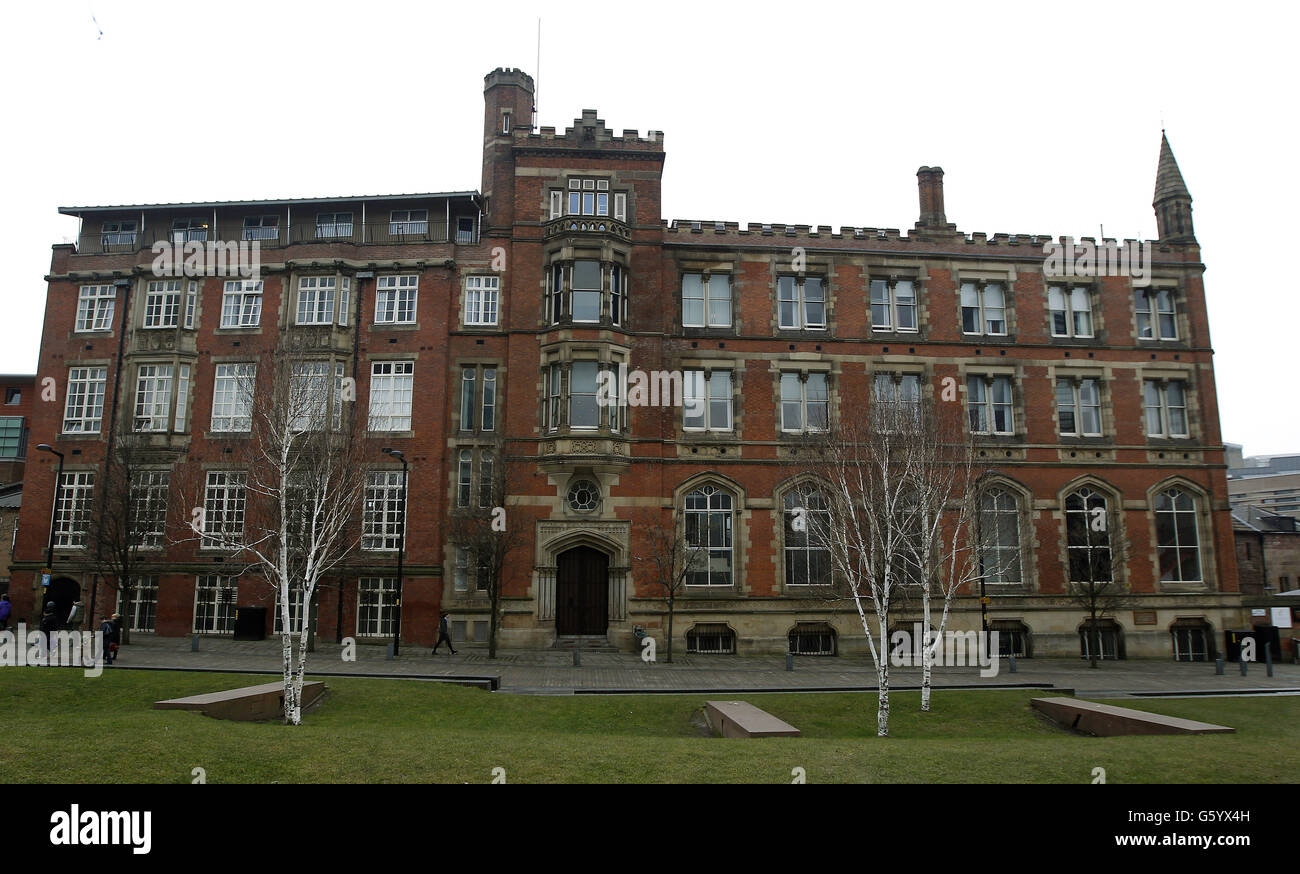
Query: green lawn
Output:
[[2, 670, 1295, 783]]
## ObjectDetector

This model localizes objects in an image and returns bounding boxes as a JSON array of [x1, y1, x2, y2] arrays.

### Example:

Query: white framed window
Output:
[[684, 484, 734, 586], [143, 280, 182, 328], [193, 575, 237, 634], [174, 364, 190, 431], [338, 277, 351, 327], [780, 372, 829, 432], [363, 470, 407, 550], [357, 577, 397, 636], [1135, 289, 1178, 340], [549, 190, 563, 220], [211, 363, 255, 432], [1048, 285, 1093, 338], [202, 471, 247, 548], [184, 281, 197, 330], [565, 178, 610, 216], [960, 281, 1007, 336], [777, 276, 826, 330], [221, 280, 262, 328], [614, 192, 627, 222], [683, 370, 732, 431], [783, 486, 831, 586], [1056, 377, 1103, 437], [389, 209, 428, 235], [967, 375, 1015, 435], [367, 361, 414, 431], [610, 264, 624, 327], [290, 361, 345, 431], [75, 285, 116, 332], [571, 260, 601, 323], [130, 470, 170, 549], [62, 366, 107, 433], [133, 364, 174, 432], [376, 275, 418, 324], [1143, 379, 1189, 438], [53, 471, 94, 549], [978, 487, 1023, 585], [870, 279, 918, 333], [170, 218, 208, 243], [242, 214, 279, 241], [464, 276, 499, 326], [1155, 488, 1202, 583], [117, 576, 158, 632], [682, 273, 731, 328], [569, 361, 599, 429], [100, 221, 136, 248], [1066, 487, 1112, 584], [458, 365, 498, 432], [872, 373, 921, 410], [296, 276, 337, 325], [315, 212, 353, 238]]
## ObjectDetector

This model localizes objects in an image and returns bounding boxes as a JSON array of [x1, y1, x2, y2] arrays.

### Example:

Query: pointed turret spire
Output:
[[1153, 131, 1195, 243]]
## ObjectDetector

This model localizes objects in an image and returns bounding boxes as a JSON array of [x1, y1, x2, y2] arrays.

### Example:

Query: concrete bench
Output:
[[705, 700, 800, 738], [1031, 696, 1234, 736], [154, 681, 326, 722]]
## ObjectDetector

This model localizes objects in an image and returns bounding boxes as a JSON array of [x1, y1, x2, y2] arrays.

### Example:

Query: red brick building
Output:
[[8, 68, 1241, 658]]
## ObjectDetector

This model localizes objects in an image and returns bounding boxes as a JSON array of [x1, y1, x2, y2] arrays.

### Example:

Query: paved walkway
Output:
[[101, 634, 1300, 696]]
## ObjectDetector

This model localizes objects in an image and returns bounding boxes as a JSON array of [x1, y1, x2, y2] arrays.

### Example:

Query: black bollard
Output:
[[1266, 642, 1274, 678], [1215, 657, 1224, 676], [785, 653, 794, 672], [573, 647, 581, 667], [1008, 654, 1017, 673], [386, 643, 394, 661], [1240, 657, 1248, 676], [191, 634, 199, 652]]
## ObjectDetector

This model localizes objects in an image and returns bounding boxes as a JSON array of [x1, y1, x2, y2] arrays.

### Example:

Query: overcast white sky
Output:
[[1, 1, 1294, 454]]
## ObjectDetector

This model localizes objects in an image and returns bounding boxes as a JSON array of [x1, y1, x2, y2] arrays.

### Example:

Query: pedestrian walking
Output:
[[0, 594, 10, 631], [432, 611, 456, 654], [99, 615, 117, 665]]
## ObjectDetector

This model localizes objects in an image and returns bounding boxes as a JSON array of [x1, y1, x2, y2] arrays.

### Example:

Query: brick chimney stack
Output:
[[916, 166, 946, 229]]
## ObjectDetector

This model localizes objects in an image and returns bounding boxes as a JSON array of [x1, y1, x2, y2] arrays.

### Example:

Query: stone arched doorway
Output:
[[555, 546, 609, 635], [44, 577, 80, 626]]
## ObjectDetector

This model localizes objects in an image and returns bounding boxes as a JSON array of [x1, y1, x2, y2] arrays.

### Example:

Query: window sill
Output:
[[216, 326, 263, 334]]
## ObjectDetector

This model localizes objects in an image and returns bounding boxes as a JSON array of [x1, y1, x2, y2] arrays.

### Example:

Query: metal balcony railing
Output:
[[75, 220, 475, 255]]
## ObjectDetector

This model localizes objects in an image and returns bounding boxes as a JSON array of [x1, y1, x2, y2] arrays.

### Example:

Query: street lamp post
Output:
[[382, 448, 408, 656], [36, 444, 64, 619]]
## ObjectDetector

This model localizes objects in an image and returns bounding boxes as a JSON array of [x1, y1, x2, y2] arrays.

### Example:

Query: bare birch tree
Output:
[[1064, 486, 1131, 668], [633, 508, 704, 664], [87, 433, 170, 645], [173, 353, 369, 724], [445, 437, 527, 659], [796, 396, 927, 737]]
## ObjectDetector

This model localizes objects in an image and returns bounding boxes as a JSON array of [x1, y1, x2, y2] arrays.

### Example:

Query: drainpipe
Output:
[[97, 276, 132, 624], [341, 270, 372, 643]]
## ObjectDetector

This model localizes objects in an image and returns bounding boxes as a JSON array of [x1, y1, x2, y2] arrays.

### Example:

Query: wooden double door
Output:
[[555, 547, 608, 635]]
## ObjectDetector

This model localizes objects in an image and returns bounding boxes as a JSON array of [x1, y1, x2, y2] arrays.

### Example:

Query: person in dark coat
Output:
[[432, 611, 456, 655], [0, 594, 11, 631], [39, 601, 60, 661], [99, 615, 117, 665]]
